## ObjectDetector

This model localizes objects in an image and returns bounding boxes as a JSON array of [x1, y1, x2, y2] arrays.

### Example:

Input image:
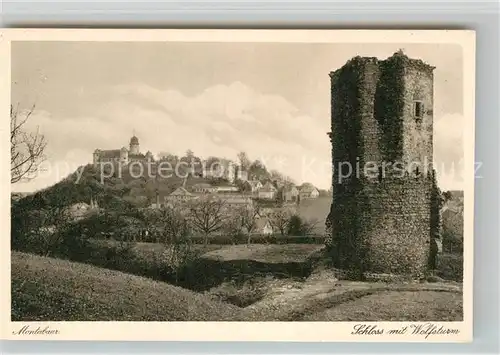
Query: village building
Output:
[[192, 183, 218, 194], [65, 196, 100, 221], [258, 182, 278, 200], [66, 202, 92, 221], [298, 183, 320, 200], [215, 185, 239, 193], [281, 184, 299, 202], [245, 180, 263, 193], [253, 218, 274, 235], [164, 186, 198, 204]]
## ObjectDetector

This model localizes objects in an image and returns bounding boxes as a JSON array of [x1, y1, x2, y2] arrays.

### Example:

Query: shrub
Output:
[[207, 277, 270, 307], [425, 274, 446, 283], [435, 253, 463, 282], [442, 229, 463, 254]]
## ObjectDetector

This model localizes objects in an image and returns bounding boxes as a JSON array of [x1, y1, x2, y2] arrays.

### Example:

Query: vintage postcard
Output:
[[0, 29, 474, 342]]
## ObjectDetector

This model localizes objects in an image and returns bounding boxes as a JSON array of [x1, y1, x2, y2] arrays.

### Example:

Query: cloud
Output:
[[15, 82, 332, 191], [105, 82, 332, 185], [14, 82, 464, 193]]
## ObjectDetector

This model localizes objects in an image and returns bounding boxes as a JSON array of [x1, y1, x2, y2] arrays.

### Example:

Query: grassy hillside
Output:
[[11, 251, 241, 321], [13, 163, 219, 212]]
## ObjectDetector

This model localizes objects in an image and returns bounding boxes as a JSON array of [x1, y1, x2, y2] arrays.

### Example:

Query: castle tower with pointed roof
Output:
[[129, 135, 140, 155], [93, 134, 153, 167]]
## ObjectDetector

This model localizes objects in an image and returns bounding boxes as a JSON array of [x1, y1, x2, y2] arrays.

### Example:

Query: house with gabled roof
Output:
[[299, 183, 319, 200], [165, 186, 197, 203], [253, 218, 274, 235], [245, 180, 263, 193]]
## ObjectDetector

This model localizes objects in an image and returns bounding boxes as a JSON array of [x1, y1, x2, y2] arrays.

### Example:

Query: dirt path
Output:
[[243, 271, 371, 320], [243, 270, 462, 321]]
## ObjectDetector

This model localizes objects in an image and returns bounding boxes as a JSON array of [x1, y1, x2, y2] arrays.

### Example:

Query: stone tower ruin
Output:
[[326, 51, 441, 279]]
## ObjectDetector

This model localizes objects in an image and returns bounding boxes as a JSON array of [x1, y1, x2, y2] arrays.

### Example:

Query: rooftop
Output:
[[193, 183, 214, 188], [255, 218, 272, 231], [299, 183, 317, 192], [130, 135, 139, 145], [260, 182, 278, 192], [95, 149, 121, 158], [170, 187, 192, 196]]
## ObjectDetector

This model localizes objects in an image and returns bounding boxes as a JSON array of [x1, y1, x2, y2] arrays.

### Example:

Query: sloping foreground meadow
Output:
[[12, 251, 463, 322], [11, 251, 241, 321]]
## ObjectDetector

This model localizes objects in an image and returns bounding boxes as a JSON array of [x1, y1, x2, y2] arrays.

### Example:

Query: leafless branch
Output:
[[11, 104, 47, 184], [268, 208, 293, 236], [187, 196, 227, 244]]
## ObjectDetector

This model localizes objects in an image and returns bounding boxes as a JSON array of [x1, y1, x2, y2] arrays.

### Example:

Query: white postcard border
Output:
[[0, 29, 475, 342]]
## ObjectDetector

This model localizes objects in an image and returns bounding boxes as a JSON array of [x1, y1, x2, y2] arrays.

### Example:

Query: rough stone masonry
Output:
[[325, 51, 441, 279]]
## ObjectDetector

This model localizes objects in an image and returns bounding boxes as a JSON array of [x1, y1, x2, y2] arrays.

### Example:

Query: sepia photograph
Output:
[[1, 29, 474, 341]]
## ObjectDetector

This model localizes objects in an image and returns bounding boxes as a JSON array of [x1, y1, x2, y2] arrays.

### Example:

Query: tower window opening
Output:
[[378, 167, 383, 183], [414, 101, 424, 120]]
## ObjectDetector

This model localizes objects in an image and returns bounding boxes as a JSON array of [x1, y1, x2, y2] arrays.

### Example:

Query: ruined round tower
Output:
[[326, 51, 441, 279]]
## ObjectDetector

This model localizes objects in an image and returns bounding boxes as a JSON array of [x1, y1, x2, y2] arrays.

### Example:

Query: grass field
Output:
[[90, 239, 323, 267], [11, 251, 241, 321], [91, 239, 221, 256], [12, 251, 463, 322], [200, 244, 324, 263]]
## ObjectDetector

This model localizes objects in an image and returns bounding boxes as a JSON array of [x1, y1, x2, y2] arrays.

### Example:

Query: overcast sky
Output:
[[11, 41, 464, 192]]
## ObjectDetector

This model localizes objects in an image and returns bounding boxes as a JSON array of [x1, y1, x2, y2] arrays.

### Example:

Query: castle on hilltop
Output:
[[326, 50, 441, 279], [93, 135, 154, 166]]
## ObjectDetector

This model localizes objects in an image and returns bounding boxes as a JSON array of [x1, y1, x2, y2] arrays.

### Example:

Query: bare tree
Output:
[[11, 104, 47, 184], [140, 205, 194, 282], [154, 207, 190, 244], [239, 205, 260, 245], [187, 196, 227, 245], [269, 208, 293, 236], [154, 207, 193, 280], [269, 170, 295, 186]]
